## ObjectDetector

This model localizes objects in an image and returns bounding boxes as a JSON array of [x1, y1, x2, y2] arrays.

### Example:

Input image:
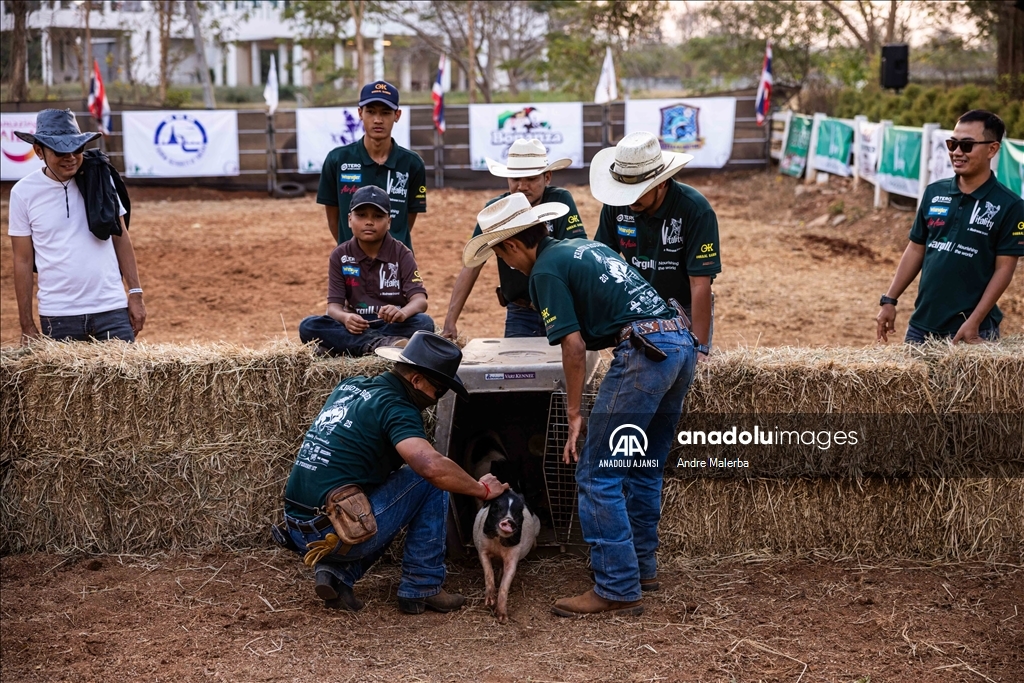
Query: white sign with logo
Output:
[[1, 113, 45, 181], [468, 102, 584, 171], [928, 128, 956, 184], [296, 107, 412, 174], [624, 97, 736, 168], [122, 110, 240, 177], [857, 120, 881, 183]]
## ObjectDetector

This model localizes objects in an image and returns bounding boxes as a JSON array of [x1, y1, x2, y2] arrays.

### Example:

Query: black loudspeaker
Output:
[[880, 44, 909, 90]]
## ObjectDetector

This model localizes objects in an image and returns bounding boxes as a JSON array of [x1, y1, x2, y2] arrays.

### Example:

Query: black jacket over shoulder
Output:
[[74, 149, 131, 240]]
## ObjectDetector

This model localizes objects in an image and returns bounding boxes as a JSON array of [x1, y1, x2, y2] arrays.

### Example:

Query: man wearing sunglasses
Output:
[[9, 109, 145, 344], [877, 109, 1023, 344]]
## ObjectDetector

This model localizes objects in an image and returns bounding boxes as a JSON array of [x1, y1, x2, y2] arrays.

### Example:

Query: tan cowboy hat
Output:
[[462, 192, 569, 268], [589, 131, 693, 207], [485, 138, 572, 178]]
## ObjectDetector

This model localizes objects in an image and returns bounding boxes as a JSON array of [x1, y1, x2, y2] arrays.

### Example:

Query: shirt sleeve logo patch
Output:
[[340, 173, 362, 183], [927, 205, 949, 217]]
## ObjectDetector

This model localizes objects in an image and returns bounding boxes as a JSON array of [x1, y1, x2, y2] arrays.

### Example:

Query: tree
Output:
[[930, 1, 1024, 95], [537, 1, 666, 99], [7, 0, 30, 101], [157, 0, 174, 104], [185, 0, 215, 108], [283, 0, 362, 95]]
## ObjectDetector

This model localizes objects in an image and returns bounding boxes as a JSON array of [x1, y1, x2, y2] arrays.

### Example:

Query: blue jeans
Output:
[[298, 313, 435, 355], [905, 322, 1000, 344], [504, 302, 545, 338], [39, 308, 135, 342], [286, 465, 449, 599], [576, 325, 697, 602]]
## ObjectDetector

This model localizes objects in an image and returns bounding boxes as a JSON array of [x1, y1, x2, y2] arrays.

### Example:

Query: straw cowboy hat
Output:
[[14, 108, 101, 154], [589, 131, 693, 207], [462, 192, 569, 269], [375, 331, 469, 400], [485, 138, 572, 178]]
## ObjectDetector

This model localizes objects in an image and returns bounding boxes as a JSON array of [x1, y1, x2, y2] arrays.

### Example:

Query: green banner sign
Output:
[[779, 114, 812, 177], [812, 119, 854, 177], [996, 138, 1024, 198], [877, 126, 922, 197]]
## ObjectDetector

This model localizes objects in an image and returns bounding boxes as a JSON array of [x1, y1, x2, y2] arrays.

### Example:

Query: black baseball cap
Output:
[[350, 185, 391, 214], [358, 80, 400, 110]]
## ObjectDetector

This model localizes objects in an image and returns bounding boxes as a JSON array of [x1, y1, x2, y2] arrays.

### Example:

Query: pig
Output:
[[473, 489, 540, 623]]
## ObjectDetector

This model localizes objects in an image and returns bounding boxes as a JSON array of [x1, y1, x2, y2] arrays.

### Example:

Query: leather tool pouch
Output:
[[324, 485, 377, 545], [629, 326, 669, 363], [495, 287, 508, 308]]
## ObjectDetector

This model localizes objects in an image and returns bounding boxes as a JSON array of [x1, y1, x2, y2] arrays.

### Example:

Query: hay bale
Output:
[[660, 476, 1024, 560]]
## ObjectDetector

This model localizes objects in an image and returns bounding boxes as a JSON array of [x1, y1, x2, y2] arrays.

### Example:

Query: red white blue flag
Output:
[[755, 40, 773, 126], [432, 54, 446, 135], [88, 59, 111, 135]]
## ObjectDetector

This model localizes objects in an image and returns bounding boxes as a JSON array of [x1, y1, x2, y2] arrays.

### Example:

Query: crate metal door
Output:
[[542, 391, 597, 546]]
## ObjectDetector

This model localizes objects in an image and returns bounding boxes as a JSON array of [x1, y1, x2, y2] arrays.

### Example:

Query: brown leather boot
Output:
[[590, 571, 660, 592], [398, 589, 466, 614], [551, 589, 643, 617]]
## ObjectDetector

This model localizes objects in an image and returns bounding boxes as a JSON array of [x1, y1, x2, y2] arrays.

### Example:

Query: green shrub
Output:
[[162, 88, 193, 108]]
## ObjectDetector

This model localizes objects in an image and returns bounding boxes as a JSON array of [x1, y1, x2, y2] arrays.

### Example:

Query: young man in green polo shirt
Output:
[[463, 193, 698, 618], [592, 131, 721, 360], [877, 110, 1023, 344], [440, 138, 586, 339], [317, 80, 427, 251], [283, 331, 507, 612]]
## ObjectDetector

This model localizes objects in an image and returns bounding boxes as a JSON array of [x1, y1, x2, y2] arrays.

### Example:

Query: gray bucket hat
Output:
[[14, 109, 101, 154]]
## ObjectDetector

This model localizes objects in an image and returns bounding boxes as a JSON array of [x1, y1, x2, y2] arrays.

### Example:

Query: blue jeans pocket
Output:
[[632, 345, 682, 395]]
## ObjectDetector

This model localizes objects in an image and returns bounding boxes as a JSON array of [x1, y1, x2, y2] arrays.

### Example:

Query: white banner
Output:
[[624, 97, 736, 168], [857, 120, 881, 183], [469, 102, 584, 171], [296, 107, 412, 174], [123, 110, 239, 177], [928, 128, 956, 184], [1, 113, 45, 181]]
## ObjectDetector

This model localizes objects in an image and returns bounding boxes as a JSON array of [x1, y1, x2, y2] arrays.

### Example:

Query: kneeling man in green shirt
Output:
[[282, 331, 507, 612], [877, 110, 1023, 344]]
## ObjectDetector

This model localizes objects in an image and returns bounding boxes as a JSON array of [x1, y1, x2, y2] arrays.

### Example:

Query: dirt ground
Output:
[[3, 173, 1021, 347], [2, 550, 1021, 682], [3, 175, 1023, 681]]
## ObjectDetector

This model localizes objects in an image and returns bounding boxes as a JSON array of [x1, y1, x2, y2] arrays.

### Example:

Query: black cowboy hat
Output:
[[375, 331, 468, 400], [14, 109, 101, 154]]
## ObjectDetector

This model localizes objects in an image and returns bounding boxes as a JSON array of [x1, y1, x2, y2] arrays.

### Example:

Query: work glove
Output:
[[303, 533, 341, 567]]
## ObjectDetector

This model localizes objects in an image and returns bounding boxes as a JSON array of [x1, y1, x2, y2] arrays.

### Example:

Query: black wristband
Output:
[[879, 295, 898, 306]]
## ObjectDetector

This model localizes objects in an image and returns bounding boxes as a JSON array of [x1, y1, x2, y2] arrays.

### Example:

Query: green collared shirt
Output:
[[529, 237, 673, 350], [317, 137, 427, 251], [283, 372, 427, 519], [908, 173, 1024, 335], [471, 186, 586, 304], [595, 180, 721, 308]]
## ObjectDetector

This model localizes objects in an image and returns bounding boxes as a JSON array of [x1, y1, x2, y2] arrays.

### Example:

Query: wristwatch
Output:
[[879, 295, 898, 306], [695, 341, 710, 355]]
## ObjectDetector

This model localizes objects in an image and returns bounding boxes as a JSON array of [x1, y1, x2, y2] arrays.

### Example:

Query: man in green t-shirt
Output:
[[441, 138, 586, 339], [316, 80, 427, 251], [282, 332, 506, 612], [463, 193, 698, 618], [877, 110, 1023, 344], [592, 132, 720, 360]]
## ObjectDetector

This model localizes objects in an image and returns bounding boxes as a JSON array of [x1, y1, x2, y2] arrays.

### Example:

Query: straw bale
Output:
[[660, 476, 1024, 560]]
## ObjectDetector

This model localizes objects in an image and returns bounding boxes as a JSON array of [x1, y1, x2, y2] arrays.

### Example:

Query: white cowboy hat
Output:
[[462, 192, 569, 268], [589, 131, 693, 207], [485, 138, 572, 178]]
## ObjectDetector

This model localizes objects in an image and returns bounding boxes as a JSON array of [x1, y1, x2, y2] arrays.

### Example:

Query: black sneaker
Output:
[[315, 572, 364, 611], [397, 589, 466, 614]]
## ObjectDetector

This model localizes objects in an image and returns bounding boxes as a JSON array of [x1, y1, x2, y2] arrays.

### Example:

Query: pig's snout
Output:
[[497, 518, 517, 536]]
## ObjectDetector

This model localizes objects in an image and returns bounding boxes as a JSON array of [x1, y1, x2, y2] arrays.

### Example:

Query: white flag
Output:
[[264, 54, 279, 116], [594, 46, 617, 104]]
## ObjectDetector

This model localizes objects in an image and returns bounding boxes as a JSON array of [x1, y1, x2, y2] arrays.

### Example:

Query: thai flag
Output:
[[432, 55, 446, 135], [755, 40, 773, 127], [88, 59, 111, 135]]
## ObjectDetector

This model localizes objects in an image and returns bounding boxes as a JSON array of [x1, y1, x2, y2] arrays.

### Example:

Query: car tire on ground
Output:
[[272, 181, 306, 199]]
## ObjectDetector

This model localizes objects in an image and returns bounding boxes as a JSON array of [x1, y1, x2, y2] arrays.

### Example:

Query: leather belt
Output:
[[510, 298, 534, 309], [284, 514, 333, 535], [616, 316, 689, 344]]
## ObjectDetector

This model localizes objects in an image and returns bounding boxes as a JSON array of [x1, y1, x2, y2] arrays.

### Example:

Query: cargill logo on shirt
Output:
[[617, 224, 636, 237], [927, 239, 955, 252]]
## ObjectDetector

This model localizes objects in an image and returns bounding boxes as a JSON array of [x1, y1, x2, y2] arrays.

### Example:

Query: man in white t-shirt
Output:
[[9, 109, 146, 343]]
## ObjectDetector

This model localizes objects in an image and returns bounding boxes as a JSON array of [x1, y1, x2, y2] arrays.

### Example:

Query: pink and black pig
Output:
[[472, 489, 540, 623]]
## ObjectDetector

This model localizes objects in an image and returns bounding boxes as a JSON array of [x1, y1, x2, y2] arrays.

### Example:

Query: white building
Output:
[[1, 0, 424, 91]]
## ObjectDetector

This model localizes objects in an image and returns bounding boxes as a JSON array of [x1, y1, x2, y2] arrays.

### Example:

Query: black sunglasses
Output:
[[945, 139, 997, 153], [426, 377, 449, 398], [41, 146, 86, 158]]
